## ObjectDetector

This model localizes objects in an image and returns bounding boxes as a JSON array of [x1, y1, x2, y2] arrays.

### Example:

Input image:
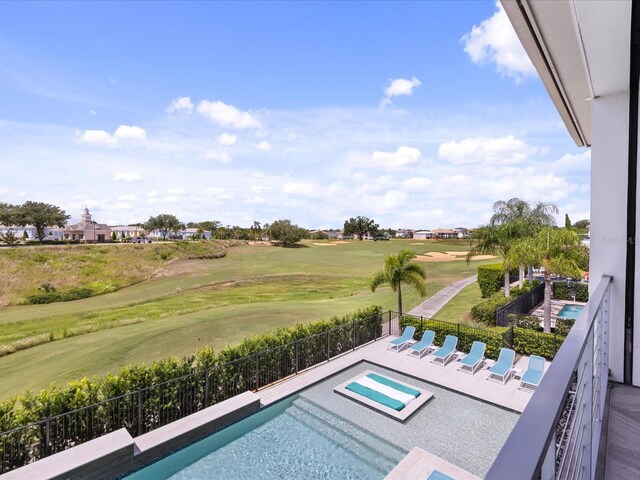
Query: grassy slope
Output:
[[0, 241, 237, 307], [0, 239, 495, 398]]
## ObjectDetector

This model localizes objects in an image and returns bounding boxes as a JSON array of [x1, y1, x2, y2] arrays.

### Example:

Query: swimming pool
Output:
[[125, 362, 518, 479], [557, 304, 585, 320]]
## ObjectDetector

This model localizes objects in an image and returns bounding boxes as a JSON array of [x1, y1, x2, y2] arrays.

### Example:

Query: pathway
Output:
[[406, 275, 477, 318]]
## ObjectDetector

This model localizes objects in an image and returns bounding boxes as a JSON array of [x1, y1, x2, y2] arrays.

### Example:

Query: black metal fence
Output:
[[0, 313, 387, 474], [496, 282, 545, 326]]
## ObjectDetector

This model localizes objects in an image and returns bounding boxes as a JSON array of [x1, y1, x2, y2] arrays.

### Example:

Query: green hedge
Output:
[[0, 305, 383, 472], [400, 314, 564, 361], [553, 281, 589, 302], [477, 263, 503, 297], [470, 292, 511, 325], [512, 328, 565, 359]]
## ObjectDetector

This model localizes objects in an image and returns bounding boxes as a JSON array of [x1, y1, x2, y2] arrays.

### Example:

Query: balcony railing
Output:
[[486, 275, 612, 480]]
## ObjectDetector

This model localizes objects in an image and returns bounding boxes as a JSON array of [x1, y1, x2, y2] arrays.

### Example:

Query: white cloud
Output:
[[118, 194, 137, 202], [202, 187, 233, 199], [380, 76, 421, 106], [114, 125, 147, 141], [283, 182, 320, 197], [0, 187, 26, 199], [197, 100, 261, 128], [203, 150, 232, 163], [113, 171, 142, 182], [461, 2, 536, 82], [167, 187, 187, 196], [77, 129, 116, 145], [251, 185, 271, 194], [77, 125, 146, 145], [89, 109, 97, 116], [166, 96, 194, 114], [147, 190, 159, 198], [353, 146, 423, 169], [550, 150, 591, 173], [438, 135, 538, 165], [256, 141, 272, 151], [402, 177, 433, 191], [243, 196, 265, 205], [217, 133, 237, 145]]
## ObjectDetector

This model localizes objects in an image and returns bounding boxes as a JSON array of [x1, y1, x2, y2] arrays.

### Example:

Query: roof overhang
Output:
[[501, 0, 632, 147]]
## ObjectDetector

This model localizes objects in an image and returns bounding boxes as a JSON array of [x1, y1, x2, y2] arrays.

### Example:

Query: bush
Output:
[[554, 318, 574, 337], [508, 314, 542, 331], [470, 292, 511, 325], [512, 328, 564, 360], [477, 263, 504, 297], [553, 281, 589, 302]]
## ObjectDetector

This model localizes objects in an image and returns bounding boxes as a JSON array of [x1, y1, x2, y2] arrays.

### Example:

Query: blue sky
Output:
[[0, 1, 590, 228]]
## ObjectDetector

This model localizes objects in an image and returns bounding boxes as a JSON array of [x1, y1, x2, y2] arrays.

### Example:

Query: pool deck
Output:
[[258, 336, 547, 413], [384, 447, 481, 480]]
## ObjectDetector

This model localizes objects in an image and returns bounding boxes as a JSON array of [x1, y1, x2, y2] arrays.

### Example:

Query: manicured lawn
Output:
[[432, 281, 484, 323], [0, 239, 496, 399]]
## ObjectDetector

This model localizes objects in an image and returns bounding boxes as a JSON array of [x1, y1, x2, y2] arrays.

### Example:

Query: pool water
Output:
[[125, 362, 518, 480], [557, 304, 585, 320]]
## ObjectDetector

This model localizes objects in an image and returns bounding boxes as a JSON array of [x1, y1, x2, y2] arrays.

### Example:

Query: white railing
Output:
[[486, 275, 612, 480]]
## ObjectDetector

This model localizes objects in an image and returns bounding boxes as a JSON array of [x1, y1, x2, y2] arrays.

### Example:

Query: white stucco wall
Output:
[[591, 92, 630, 383]]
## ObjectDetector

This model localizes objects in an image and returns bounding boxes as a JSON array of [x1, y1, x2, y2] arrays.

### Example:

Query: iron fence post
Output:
[[45, 418, 50, 454], [255, 354, 260, 390], [388, 310, 391, 335], [295, 341, 299, 375], [554, 331, 557, 357], [352, 321, 356, 350], [510, 325, 515, 349], [457, 322, 461, 337], [204, 369, 209, 408], [420, 316, 423, 333], [326, 330, 330, 361], [137, 390, 142, 436]]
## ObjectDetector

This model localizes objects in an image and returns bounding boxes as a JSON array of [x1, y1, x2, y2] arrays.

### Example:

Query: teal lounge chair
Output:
[[407, 330, 436, 358], [387, 326, 415, 352], [487, 348, 516, 384], [427, 469, 455, 480], [431, 335, 458, 366], [519, 354, 546, 390], [457, 341, 486, 374]]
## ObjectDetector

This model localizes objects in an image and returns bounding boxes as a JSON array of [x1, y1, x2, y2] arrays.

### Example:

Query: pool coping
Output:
[[333, 369, 434, 422]]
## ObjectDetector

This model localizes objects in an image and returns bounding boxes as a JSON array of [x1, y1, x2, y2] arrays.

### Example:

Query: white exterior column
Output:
[[591, 92, 629, 384]]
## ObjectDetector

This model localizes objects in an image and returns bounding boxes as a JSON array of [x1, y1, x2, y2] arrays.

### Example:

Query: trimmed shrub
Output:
[[470, 292, 511, 325], [477, 263, 504, 297], [554, 318, 574, 337], [512, 328, 564, 360], [553, 281, 589, 302], [508, 314, 542, 331]]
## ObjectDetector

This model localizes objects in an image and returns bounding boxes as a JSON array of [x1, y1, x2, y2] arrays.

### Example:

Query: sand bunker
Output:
[[410, 242, 425, 245], [415, 251, 496, 262], [314, 243, 337, 246], [331, 241, 350, 244]]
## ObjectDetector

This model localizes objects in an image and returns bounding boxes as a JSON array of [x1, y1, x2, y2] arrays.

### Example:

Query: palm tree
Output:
[[490, 198, 558, 286], [467, 222, 524, 297], [370, 250, 427, 317], [507, 228, 585, 332]]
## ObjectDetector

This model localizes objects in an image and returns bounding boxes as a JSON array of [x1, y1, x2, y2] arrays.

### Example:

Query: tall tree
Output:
[[0, 203, 19, 226], [508, 228, 586, 332], [250, 221, 262, 241], [565, 213, 572, 229], [18, 201, 70, 243], [370, 250, 427, 317], [145, 214, 183, 240], [267, 219, 306, 247], [489, 198, 558, 287], [343, 216, 379, 240]]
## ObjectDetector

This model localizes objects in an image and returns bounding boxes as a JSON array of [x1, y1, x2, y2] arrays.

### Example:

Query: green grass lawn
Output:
[[0, 239, 496, 399], [432, 281, 484, 323]]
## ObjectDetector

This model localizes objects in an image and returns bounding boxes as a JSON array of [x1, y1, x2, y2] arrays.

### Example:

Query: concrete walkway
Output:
[[406, 275, 477, 318]]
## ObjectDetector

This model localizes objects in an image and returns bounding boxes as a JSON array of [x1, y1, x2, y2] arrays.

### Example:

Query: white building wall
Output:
[[591, 92, 630, 383]]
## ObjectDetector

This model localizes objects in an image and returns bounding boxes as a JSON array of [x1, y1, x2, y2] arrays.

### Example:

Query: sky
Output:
[[0, 1, 590, 229]]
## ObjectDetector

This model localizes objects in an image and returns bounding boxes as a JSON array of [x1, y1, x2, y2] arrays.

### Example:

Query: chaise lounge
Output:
[[519, 354, 546, 390], [407, 330, 436, 358], [487, 348, 516, 384], [431, 335, 458, 366], [457, 341, 486, 374], [387, 326, 415, 352]]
